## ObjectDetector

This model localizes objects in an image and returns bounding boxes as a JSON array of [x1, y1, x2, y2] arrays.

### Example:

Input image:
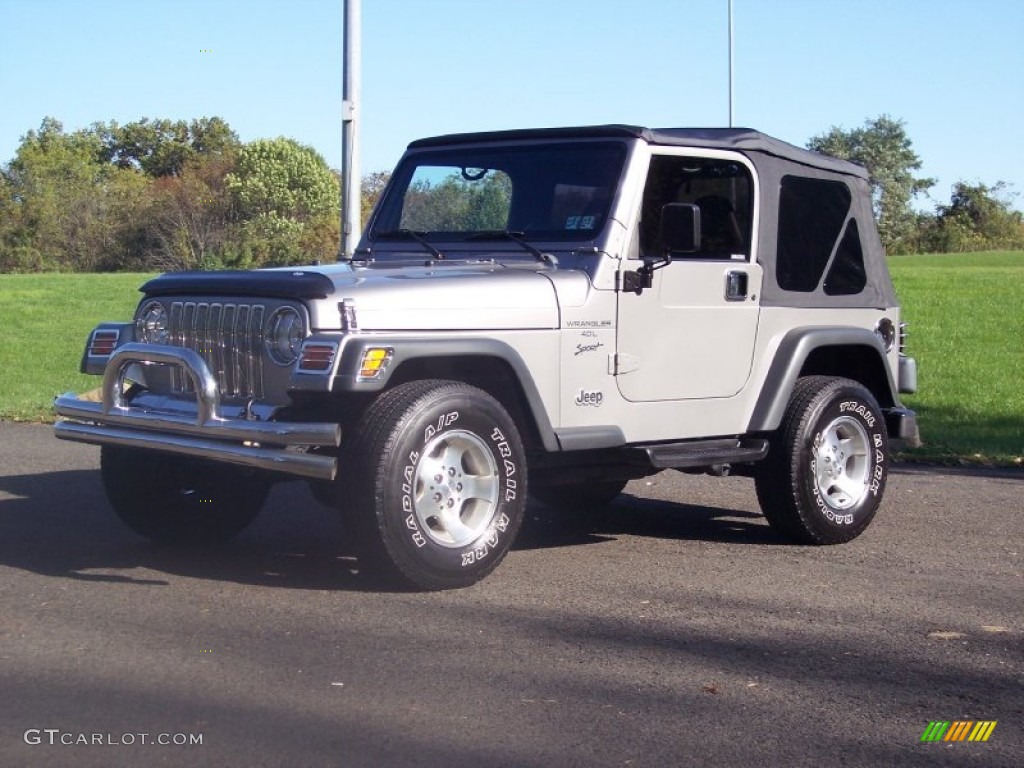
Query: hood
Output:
[[140, 262, 592, 332], [304, 262, 588, 331]]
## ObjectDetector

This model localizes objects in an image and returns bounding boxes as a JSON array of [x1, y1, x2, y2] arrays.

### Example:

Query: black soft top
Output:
[[409, 125, 868, 180], [408, 124, 894, 309]]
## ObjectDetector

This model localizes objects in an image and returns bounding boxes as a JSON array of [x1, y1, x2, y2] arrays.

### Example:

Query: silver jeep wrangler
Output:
[[55, 125, 919, 590]]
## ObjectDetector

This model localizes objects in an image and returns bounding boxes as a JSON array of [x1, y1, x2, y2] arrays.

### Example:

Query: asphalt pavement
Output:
[[1, 422, 1020, 767]]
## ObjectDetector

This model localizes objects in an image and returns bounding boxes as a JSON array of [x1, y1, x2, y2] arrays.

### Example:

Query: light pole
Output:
[[341, 0, 361, 259], [728, 0, 734, 127]]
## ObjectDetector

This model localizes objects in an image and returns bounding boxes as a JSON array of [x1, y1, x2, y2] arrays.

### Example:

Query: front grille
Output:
[[168, 301, 266, 399]]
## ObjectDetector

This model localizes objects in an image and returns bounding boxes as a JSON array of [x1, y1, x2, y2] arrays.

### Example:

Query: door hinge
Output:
[[610, 352, 640, 375]]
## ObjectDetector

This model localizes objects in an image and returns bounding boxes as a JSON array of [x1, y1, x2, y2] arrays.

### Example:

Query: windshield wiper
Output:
[[464, 230, 557, 265], [374, 229, 444, 260]]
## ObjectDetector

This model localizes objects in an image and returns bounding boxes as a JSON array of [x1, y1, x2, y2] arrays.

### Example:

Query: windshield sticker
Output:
[[565, 215, 597, 230]]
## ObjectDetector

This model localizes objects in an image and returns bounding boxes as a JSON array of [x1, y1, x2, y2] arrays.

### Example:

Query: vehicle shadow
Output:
[[519, 491, 780, 550], [0, 468, 374, 591], [0, 468, 781, 592]]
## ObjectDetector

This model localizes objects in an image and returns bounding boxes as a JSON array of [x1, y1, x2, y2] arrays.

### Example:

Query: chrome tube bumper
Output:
[[54, 343, 340, 481]]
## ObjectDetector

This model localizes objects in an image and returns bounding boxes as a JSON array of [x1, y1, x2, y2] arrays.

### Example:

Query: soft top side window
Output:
[[776, 175, 855, 292], [640, 156, 754, 260], [823, 218, 867, 295]]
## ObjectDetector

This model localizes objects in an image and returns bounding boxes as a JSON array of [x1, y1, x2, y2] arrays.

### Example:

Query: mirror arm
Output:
[[622, 254, 671, 295]]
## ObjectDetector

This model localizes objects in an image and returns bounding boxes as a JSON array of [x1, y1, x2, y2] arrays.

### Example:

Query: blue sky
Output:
[[2, 0, 1022, 211]]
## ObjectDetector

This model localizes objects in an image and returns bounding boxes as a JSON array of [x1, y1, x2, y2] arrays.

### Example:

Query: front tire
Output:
[[755, 376, 888, 544], [344, 380, 526, 590], [101, 447, 268, 545]]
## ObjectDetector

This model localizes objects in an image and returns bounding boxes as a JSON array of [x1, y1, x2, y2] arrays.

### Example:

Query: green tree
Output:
[[399, 172, 511, 232], [226, 138, 338, 220], [921, 181, 1024, 253], [1, 117, 144, 271], [136, 153, 239, 271], [2, 115, 356, 271], [0, 168, 34, 271], [189, 116, 240, 157], [223, 138, 340, 266], [99, 116, 240, 177], [808, 115, 934, 254], [360, 171, 391, 223]]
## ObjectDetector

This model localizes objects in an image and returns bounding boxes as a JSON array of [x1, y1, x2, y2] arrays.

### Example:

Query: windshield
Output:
[[370, 142, 627, 248]]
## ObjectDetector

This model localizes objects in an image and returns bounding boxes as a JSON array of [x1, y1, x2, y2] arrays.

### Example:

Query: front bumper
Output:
[[54, 343, 340, 481]]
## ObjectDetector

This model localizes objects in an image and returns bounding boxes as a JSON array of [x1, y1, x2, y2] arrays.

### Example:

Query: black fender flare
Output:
[[332, 336, 560, 452], [747, 326, 898, 433]]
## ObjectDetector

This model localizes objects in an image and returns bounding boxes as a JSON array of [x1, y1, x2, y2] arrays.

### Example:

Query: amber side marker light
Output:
[[298, 343, 337, 372], [358, 348, 393, 379]]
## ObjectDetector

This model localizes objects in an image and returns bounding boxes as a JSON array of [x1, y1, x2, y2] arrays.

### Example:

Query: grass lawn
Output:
[[889, 251, 1023, 465], [0, 273, 155, 421], [1, 254, 1021, 464]]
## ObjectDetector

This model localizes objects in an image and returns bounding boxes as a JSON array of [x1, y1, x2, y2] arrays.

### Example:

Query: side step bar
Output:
[[638, 438, 769, 470]]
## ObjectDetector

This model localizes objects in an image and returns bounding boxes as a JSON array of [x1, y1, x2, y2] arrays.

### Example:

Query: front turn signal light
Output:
[[298, 342, 337, 372], [88, 329, 120, 357], [358, 347, 393, 379]]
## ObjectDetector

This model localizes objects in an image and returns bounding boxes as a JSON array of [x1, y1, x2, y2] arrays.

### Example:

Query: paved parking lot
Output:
[[1, 422, 1020, 767]]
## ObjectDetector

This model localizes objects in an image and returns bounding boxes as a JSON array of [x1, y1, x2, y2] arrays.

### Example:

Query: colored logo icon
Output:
[[920, 721, 997, 742]]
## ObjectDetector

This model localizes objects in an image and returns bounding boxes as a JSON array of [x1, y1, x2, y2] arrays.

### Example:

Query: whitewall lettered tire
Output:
[[755, 376, 888, 544], [344, 380, 526, 590]]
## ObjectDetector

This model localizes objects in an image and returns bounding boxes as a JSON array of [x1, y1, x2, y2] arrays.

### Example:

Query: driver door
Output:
[[615, 152, 762, 402]]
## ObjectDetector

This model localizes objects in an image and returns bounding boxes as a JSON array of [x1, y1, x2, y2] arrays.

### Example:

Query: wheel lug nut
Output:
[[433, 492, 442, 502], [447, 498, 455, 508]]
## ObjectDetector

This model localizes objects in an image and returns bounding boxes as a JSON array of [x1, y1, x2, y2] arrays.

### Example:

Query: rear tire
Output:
[[755, 376, 888, 544], [343, 380, 526, 590], [101, 447, 268, 545]]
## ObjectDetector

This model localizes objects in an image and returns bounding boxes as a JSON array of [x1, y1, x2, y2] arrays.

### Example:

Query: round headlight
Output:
[[136, 301, 169, 344], [265, 307, 305, 365]]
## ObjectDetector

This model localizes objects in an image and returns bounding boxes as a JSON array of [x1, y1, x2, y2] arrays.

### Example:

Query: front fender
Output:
[[330, 335, 560, 453]]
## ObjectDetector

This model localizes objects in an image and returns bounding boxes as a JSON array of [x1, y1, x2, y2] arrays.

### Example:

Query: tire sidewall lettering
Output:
[[838, 400, 876, 428], [805, 392, 887, 529], [387, 402, 523, 573], [490, 427, 519, 503]]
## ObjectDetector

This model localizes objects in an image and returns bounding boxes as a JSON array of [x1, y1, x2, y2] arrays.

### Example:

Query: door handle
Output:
[[725, 270, 748, 301]]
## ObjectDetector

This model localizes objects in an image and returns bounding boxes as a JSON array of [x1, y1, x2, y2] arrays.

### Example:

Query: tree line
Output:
[[1, 114, 1022, 273], [0, 116, 383, 273], [807, 115, 1024, 255]]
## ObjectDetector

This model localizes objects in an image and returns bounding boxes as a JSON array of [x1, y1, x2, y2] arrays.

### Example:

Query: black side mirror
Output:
[[659, 202, 701, 256], [623, 203, 703, 295]]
